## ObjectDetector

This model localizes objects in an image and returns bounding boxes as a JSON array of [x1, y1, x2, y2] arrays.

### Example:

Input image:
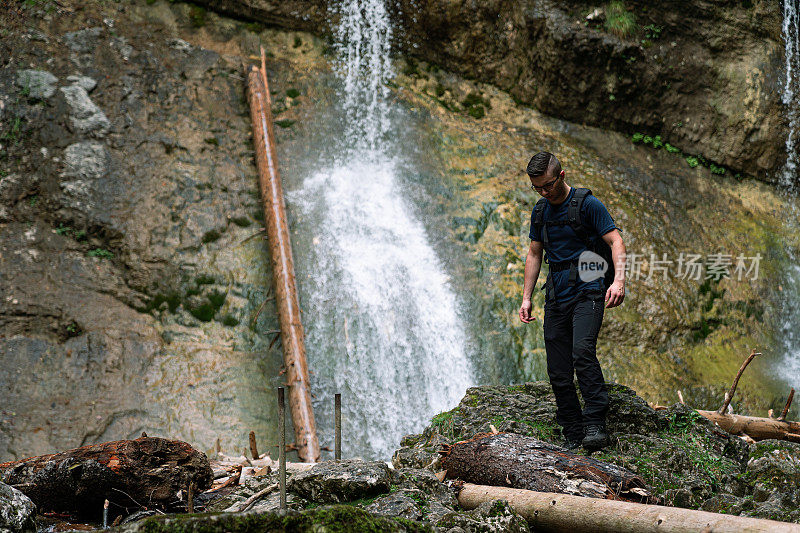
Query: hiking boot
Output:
[[582, 424, 609, 450], [560, 435, 583, 451]]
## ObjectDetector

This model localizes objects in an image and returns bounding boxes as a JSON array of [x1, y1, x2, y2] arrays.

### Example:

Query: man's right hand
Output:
[[519, 299, 537, 323]]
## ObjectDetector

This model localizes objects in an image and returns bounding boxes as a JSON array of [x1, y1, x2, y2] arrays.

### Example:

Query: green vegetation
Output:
[[189, 5, 206, 28], [632, 132, 731, 173], [293, 35, 303, 48], [87, 248, 114, 259], [286, 88, 301, 98], [1, 117, 23, 145], [245, 22, 263, 34], [222, 314, 240, 327], [462, 92, 490, 120], [275, 119, 296, 128], [641, 23, 663, 46], [137, 506, 432, 533], [230, 216, 252, 227], [203, 137, 219, 146], [605, 1, 637, 39], [202, 229, 221, 243]]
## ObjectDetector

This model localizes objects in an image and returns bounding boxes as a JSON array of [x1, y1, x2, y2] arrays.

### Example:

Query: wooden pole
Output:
[[457, 483, 800, 533], [247, 48, 320, 463], [335, 393, 342, 461], [278, 387, 287, 510], [249, 431, 260, 460]]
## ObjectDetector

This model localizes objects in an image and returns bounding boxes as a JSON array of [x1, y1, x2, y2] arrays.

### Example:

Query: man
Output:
[[518, 151, 626, 451]]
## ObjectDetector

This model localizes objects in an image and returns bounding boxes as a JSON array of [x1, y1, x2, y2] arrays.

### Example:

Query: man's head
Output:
[[526, 152, 567, 201]]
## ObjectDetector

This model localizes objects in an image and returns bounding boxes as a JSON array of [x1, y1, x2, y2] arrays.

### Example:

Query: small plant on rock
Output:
[[605, 1, 637, 39]]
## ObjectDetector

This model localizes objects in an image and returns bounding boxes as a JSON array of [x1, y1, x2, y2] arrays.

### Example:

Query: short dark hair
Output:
[[526, 152, 562, 179]]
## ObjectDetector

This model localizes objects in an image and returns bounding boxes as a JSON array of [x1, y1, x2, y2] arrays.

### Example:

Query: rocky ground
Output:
[[3, 381, 797, 532], [2, 0, 799, 463]]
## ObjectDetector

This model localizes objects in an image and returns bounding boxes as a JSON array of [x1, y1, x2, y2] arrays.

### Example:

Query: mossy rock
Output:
[[119, 505, 432, 532]]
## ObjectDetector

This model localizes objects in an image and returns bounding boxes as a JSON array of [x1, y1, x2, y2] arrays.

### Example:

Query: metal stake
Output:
[[335, 393, 342, 461], [278, 387, 287, 510]]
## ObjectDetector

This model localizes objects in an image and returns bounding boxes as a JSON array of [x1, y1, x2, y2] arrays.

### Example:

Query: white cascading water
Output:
[[287, 0, 473, 459], [781, 0, 800, 382]]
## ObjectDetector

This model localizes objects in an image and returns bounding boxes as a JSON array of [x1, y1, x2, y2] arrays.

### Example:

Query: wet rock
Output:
[[0, 482, 36, 533], [15, 70, 57, 100], [59, 85, 110, 137], [436, 499, 530, 533], [745, 440, 800, 510], [392, 445, 437, 470], [0, 174, 39, 221], [366, 492, 423, 521], [206, 469, 312, 513], [62, 28, 102, 54], [287, 460, 392, 503], [66, 75, 97, 93], [606, 383, 664, 435], [59, 141, 108, 215]]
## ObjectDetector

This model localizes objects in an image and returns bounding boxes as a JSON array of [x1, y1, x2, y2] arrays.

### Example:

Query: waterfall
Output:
[[783, 0, 800, 188], [286, 0, 474, 459], [781, 0, 800, 384]]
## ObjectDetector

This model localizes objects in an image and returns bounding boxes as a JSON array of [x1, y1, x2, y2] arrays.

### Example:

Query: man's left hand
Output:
[[605, 280, 625, 308]]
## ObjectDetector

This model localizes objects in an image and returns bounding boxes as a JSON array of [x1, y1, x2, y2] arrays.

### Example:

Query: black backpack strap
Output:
[[569, 188, 593, 248], [533, 197, 549, 250]]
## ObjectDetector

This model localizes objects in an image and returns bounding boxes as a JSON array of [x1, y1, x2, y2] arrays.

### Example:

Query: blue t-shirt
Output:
[[529, 187, 617, 303]]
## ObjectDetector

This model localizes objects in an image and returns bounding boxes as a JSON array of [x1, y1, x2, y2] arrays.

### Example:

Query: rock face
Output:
[[193, 0, 787, 181], [0, 482, 36, 533], [0, 0, 311, 461]]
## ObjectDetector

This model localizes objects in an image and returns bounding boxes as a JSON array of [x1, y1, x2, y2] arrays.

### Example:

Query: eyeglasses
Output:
[[530, 174, 562, 192]]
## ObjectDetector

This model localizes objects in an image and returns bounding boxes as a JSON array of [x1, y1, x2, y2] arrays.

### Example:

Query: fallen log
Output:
[[696, 410, 800, 443], [440, 433, 652, 502], [0, 437, 212, 518], [457, 483, 800, 533], [247, 47, 320, 463]]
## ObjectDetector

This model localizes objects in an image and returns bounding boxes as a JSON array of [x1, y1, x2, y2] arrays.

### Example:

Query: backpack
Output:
[[533, 188, 619, 301]]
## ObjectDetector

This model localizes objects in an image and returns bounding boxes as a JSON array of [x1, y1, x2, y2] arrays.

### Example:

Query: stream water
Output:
[[283, 0, 474, 460]]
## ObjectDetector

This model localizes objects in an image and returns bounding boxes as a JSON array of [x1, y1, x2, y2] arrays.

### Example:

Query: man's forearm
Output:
[[612, 240, 626, 285], [523, 248, 542, 300]]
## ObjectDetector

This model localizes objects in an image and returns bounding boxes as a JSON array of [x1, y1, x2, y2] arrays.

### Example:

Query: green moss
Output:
[[286, 88, 301, 98], [147, 291, 182, 313], [231, 216, 252, 227], [136, 506, 432, 533], [221, 314, 239, 327], [275, 119, 296, 128], [195, 274, 216, 286], [203, 137, 219, 146], [293, 35, 303, 48], [189, 5, 206, 28], [202, 229, 221, 243], [188, 290, 227, 322], [245, 22, 263, 33], [466, 105, 485, 119]]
